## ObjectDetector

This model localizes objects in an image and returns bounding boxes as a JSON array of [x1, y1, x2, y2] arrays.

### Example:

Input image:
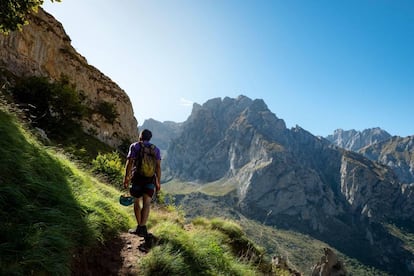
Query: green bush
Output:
[[91, 152, 124, 187], [11, 76, 85, 138], [96, 101, 118, 124]]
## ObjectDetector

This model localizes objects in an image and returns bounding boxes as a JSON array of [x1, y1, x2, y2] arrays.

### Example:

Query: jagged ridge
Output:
[[155, 95, 414, 274]]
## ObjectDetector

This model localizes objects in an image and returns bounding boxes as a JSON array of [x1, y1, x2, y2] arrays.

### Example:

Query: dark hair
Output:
[[140, 129, 152, 141]]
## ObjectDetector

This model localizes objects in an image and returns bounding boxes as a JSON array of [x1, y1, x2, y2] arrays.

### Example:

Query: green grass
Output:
[[199, 179, 238, 196], [162, 180, 201, 194], [141, 213, 274, 275], [162, 178, 238, 196], [0, 109, 133, 275]]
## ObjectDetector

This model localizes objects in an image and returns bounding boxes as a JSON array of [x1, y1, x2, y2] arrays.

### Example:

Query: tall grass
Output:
[[0, 109, 133, 275], [140, 211, 274, 275]]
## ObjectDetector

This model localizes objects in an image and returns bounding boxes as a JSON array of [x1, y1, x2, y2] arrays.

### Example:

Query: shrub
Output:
[[91, 152, 124, 187], [11, 76, 85, 138], [95, 101, 118, 124]]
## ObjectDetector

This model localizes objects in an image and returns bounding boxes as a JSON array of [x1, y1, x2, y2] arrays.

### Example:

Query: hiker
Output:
[[123, 129, 161, 237]]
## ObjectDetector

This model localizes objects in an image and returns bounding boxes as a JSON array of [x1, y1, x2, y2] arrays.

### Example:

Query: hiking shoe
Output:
[[138, 243, 150, 253], [128, 225, 148, 237], [128, 227, 139, 235], [137, 225, 148, 237]]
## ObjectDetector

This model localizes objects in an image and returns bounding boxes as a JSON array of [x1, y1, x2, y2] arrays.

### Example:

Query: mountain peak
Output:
[[326, 128, 391, 151]]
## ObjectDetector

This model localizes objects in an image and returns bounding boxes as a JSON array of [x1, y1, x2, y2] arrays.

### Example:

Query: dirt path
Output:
[[72, 232, 148, 275], [117, 232, 147, 275]]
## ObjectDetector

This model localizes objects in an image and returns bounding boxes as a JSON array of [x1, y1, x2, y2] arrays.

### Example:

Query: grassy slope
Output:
[[141, 208, 275, 275], [0, 109, 134, 275], [0, 108, 287, 275]]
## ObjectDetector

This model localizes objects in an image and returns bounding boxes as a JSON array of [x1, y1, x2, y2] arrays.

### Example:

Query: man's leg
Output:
[[133, 197, 142, 225], [139, 193, 152, 226]]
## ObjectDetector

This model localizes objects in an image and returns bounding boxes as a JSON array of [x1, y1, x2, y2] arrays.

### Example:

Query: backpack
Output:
[[134, 142, 157, 178]]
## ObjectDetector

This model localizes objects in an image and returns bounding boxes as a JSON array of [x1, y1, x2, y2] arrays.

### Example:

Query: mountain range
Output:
[[145, 95, 414, 275], [2, 7, 414, 275]]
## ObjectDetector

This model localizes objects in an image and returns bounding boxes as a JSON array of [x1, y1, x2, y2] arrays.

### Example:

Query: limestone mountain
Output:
[[326, 128, 391, 151], [164, 95, 414, 274], [326, 128, 414, 185], [0, 8, 138, 147], [140, 118, 182, 152], [359, 135, 414, 185]]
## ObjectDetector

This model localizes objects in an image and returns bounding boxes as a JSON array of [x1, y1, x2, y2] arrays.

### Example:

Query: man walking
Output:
[[123, 129, 161, 237]]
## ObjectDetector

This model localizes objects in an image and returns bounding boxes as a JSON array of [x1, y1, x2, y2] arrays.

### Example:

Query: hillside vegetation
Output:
[[0, 108, 133, 274], [0, 107, 285, 275]]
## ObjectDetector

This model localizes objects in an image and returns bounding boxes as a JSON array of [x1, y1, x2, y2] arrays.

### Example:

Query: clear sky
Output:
[[41, 0, 414, 137]]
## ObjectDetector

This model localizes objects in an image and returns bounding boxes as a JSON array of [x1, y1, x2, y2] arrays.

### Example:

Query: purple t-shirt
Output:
[[127, 141, 161, 160]]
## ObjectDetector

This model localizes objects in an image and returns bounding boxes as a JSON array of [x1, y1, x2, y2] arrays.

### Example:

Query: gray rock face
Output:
[[140, 119, 182, 151], [153, 96, 414, 225], [326, 128, 391, 151], [166, 96, 413, 225], [360, 135, 414, 185], [164, 95, 414, 274], [166, 95, 286, 182]]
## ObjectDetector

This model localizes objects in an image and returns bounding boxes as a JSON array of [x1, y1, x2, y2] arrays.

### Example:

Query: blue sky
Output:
[[42, 1, 414, 137]]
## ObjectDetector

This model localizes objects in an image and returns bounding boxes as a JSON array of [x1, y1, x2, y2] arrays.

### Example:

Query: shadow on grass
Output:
[[0, 111, 124, 275]]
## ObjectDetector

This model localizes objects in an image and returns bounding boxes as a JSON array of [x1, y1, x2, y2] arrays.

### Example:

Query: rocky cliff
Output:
[[360, 135, 414, 185], [326, 128, 391, 151], [164, 95, 414, 274], [140, 119, 182, 152], [0, 8, 138, 147]]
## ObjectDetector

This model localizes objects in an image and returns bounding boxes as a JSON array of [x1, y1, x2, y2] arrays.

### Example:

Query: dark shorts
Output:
[[130, 183, 155, 198]]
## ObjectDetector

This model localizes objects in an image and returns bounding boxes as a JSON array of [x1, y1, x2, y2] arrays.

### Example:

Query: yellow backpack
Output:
[[135, 142, 156, 178]]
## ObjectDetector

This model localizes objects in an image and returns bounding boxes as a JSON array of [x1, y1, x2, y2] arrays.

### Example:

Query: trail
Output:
[[117, 233, 147, 275], [72, 232, 148, 275]]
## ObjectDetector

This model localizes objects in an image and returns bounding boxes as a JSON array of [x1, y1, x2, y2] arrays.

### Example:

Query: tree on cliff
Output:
[[0, 0, 60, 34]]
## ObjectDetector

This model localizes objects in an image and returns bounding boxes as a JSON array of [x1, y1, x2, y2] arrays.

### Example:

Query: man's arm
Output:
[[155, 160, 161, 191], [123, 158, 134, 189]]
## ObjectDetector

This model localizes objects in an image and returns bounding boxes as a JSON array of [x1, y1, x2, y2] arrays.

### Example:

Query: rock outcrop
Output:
[[326, 128, 391, 151], [0, 8, 138, 147], [166, 96, 413, 226], [311, 248, 347, 276]]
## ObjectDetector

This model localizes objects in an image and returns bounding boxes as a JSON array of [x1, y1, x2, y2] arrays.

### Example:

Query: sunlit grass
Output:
[[162, 178, 238, 196], [162, 180, 201, 194], [141, 214, 270, 275]]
